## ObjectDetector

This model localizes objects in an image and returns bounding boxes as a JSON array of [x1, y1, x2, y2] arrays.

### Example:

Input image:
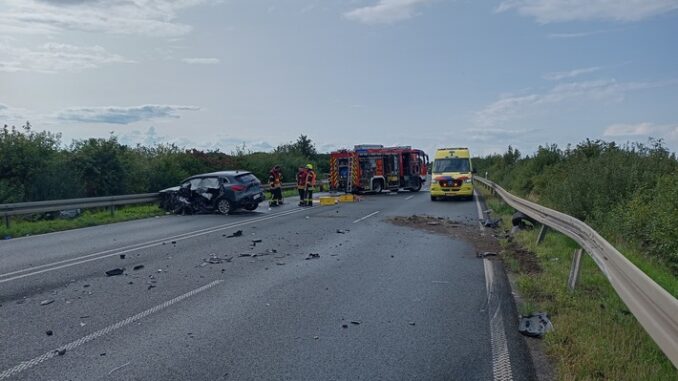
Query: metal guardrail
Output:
[[474, 176, 678, 368], [0, 181, 327, 222]]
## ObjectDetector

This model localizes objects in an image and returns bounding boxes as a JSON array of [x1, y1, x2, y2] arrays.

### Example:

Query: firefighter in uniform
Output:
[[297, 166, 307, 206], [304, 163, 316, 206], [268, 165, 283, 207]]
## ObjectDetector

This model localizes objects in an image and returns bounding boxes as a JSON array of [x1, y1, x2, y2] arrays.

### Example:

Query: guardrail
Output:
[[474, 176, 678, 368], [0, 181, 328, 228]]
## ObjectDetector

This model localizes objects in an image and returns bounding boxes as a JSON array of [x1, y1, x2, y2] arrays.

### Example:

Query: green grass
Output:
[[481, 189, 678, 381], [1, 204, 165, 239]]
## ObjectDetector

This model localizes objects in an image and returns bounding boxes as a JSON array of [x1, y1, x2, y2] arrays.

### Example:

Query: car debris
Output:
[[251, 239, 263, 245], [350, 320, 361, 325], [512, 212, 536, 230], [408, 321, 416, 326], [133, 265, 144, 271], [226, 230, 243, 238], [476, 251, 498, 258], [56, 349, 66, 356], [46, 330, 53, 336], [342, 324, 348, 329], [336, 229, 350, 234], [105, 268, 124, 277], [205, 254, 233, 264], [276, 262, 286, 266], [119, 254, 126, 259], [305, 253, 320, 260], [518, 312, 553, 338], [40, 299, 55, 306]]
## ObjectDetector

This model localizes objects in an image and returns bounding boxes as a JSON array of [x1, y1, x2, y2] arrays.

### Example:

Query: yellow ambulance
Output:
[[430, 147, 475, 201]]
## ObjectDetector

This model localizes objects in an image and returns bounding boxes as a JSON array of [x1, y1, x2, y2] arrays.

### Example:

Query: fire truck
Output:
[[329, 145, 429, 193]]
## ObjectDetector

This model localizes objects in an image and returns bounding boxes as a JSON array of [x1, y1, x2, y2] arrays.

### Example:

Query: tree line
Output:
[[0, 122, 328, 204], [473, 139, 678, 273]]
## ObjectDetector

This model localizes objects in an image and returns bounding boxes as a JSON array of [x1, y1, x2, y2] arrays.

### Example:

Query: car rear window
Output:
[[235, 173, 258, 183]]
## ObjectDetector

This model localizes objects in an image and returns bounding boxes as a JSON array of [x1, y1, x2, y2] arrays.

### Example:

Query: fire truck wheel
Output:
[[373, 181, 383, 193]]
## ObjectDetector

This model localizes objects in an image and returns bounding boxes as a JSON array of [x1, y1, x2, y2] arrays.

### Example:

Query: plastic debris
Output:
[[408, 321, 416, 326], [350, 320, 361, 325], [518, 312, 553, 338], [40, 299, 55, 306], [119, 254, 126, 259], [105, 268, 124, 276], [56, 349, 66, 356], [336, 229, 350, 234], [305, 253, 320, 260], [226, 230, 243, 238], [46, 330, 53, 336], [133, 265, 144, 271]]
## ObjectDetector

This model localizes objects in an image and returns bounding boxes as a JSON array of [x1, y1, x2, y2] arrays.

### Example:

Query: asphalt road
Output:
[[0, 191, 537, 380]]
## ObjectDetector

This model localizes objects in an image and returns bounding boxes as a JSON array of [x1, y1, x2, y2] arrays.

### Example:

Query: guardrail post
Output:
[[536, 224, 548, 245], [110, 205, 115, 216], [567, 248, 584, 291], [4, 215, 9, 229]]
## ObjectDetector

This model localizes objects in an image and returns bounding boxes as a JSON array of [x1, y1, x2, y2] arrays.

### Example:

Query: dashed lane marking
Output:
[[352, 211, 381, 224], [0, 280, 224, 380]]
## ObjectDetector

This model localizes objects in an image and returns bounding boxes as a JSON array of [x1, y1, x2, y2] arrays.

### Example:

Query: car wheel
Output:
[[244, 203, 258, 211], [217, 199, 234, 215]]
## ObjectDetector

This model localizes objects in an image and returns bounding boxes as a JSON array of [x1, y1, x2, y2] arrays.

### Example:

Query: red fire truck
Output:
[[329, 145, 429, 193]]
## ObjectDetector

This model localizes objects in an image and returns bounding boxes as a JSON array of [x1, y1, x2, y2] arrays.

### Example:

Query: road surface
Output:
[[0, 191, 536, 380]]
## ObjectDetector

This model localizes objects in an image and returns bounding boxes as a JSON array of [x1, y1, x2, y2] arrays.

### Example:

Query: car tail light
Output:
[[231, 184, 246, 192]]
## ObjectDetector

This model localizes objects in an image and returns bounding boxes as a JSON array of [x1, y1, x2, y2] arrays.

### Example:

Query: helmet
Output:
[[306, 164, 313, 170]]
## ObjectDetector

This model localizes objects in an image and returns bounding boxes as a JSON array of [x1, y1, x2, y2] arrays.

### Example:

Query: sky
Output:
[[1, 0, 677, 156]]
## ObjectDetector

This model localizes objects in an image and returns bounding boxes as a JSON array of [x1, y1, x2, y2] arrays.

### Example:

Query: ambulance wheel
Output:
[[430, 195, 438, 201]]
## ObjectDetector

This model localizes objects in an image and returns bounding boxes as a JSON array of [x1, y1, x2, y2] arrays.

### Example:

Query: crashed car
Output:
[[159, 171, 264, 215]]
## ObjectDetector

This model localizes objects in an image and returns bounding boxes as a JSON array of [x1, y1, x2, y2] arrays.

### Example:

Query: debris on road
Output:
[[426, 221, 441, 226], [46, 330, 53, 336], [105, 268, 124, 276], [226, 230, 243, 238], [518, 312, 553, 338], [336, 229, 350, 234], [119, 254, 126, 259], [408, 321, 416, 326], [133, 265, 144, 271], [477, 251, 498, 258], [56, 349, 66, 356], [276, 262, 286, 266], [205, 254, 233, 264], [512, 212, 536, 230], [342, 324, 348, 329], [350, 320, 361, 325], [40, 299, 55, 306], [313, 336, 319, 340], [305, 253, 320, 260]]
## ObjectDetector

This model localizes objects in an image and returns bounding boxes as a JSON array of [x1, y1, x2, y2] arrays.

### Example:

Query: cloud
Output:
[[604, 122, 678, 142], [181, 57, 220, 64], [496, 0, 678, 23], [0, 102, 29, 123], [56, 105, 200, 124], [0, 0, 211, 37], [543, 66, 601, 81], [548, 29, 623, 39], [344, 0, 434, 24], [0, 42, 131, 73], [475, 79, 677, 127], [464, 127, 539, 142]]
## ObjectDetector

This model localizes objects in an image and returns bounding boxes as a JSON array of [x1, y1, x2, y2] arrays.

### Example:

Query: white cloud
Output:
[[464, 127, 539, 142], [0, 102, 28, 123], [604, 122, 678, 142], [543, 66, 601, 81], [475, 79, 677, 127], [497, 0, 678, 23], [181, 57, 220, 64], [0, 0, 211, 37], [56, 105, 200, 124], [0, 42, 131, 73], [344, 0, 434, 24], [548, 29, 622, 39]]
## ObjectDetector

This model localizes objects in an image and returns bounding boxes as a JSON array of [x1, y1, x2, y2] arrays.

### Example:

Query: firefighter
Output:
[[268, 165, 283, 207], [304, 163, 316, 206], [296, 166, 307, 206]]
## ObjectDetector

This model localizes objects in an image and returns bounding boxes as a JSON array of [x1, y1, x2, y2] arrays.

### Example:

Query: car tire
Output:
[[244, 203, 258, 211], [217, 199, 235, 215]]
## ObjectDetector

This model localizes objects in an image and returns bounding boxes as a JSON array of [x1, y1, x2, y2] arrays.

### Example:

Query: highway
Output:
[[0, 191, 537, 380]]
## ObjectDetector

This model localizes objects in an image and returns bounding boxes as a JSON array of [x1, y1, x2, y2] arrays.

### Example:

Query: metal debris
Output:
[[305, 253, 320, 260], [119, 254, 126, 259], [226, 230, 243, 238], [350, 320, 361, 325], [105, 268, 124, 276], [408, 321, 416, 326], [56, 349, 66, 356], [518, 312, 553, 338], [133, 265, 144, 271], [46, 330, 53, 336], [40, 299, 55, 306], [336, 229, 350, 234]]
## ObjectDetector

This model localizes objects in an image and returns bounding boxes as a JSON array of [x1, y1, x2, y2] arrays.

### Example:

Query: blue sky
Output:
[[1, 0, 677, 156]]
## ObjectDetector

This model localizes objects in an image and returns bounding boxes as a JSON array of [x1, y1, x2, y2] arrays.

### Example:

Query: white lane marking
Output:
[[477, 190, 513, 381], [0, 208, 307, 284], [352, 211, 381, 224], [0, 280, 223, 380], [405, 195, 414, 200]]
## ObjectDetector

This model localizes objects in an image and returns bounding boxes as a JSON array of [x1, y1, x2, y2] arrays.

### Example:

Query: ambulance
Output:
[[430, 147, 476, 201]]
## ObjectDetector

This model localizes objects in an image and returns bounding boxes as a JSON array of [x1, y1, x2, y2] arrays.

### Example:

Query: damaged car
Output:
[[159, 171, 264, 215]]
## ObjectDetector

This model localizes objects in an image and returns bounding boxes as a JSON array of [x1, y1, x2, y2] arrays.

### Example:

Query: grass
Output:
[[1, 204, 165, 239], [480, 189, 678, 381]]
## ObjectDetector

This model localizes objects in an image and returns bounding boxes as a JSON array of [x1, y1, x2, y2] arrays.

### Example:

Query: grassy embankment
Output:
[[478, 187, 677, 380]]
